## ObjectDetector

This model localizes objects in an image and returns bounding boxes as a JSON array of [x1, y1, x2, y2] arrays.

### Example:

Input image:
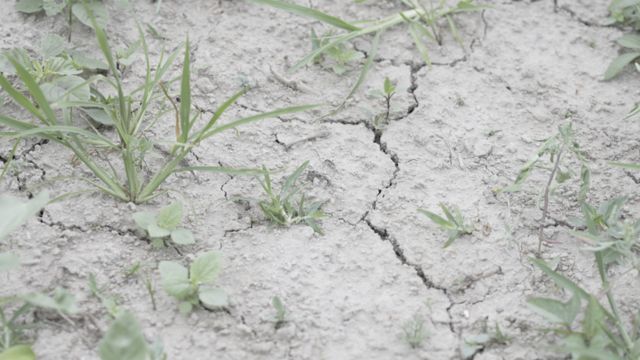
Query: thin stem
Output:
[[538, 148, 563, 254]]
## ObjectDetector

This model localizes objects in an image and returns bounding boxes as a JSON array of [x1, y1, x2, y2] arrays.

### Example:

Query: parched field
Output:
[[1, 0, 639, 359]]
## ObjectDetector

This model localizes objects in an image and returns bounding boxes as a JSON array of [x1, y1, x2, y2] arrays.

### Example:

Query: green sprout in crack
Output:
[[419, 203, 473, 248], [133, 202, 195, 248], [258, 161, 325, 234]]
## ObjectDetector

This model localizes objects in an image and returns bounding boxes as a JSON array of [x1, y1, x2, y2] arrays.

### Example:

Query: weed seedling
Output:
[[133, 202, 194, 248], [259, 161, 325, 234], [15, 0, 108, 40], [372, 77, 396, 129], [403, 314, 427, 349], [499, 123, 590, 253], [461, 322, 510, 358], [310, 29, 363, 75], [159, 251, 227, 314], [604, 33, 640, 80], [252, 0, 487, 102], [272, 296, 287, 329], [418, 203, 473, 248], [98, 310, 166, 360], [0, 11, 315, 204]]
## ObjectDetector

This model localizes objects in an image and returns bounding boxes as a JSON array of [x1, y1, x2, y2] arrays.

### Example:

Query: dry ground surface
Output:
[[1, 0, 640, 359]]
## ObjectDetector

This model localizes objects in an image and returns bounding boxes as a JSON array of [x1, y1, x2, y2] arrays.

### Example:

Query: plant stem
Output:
[[538, 148, 563, 255]]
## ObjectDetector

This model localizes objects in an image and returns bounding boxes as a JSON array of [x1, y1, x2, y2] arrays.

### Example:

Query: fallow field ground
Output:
[[1, 0, 639, 359]]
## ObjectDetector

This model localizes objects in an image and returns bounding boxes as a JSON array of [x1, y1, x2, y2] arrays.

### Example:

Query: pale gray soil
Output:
[[1, 0, 639, 359]]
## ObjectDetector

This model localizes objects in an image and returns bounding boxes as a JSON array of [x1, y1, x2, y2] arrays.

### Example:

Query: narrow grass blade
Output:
[[179, 38, 191, 142], [281, 161, 309, 198], [203, 104, 319, 139], [0, 74, 45, 122], [251, 0, 360, 31], [8, 57, 57, 124], [175, 166, 264, 176], [609, 161, 640, 170]]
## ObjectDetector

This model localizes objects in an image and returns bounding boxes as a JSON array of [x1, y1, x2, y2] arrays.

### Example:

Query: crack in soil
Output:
[[364, 218, 456, 334], [38, 209, 137, 237]]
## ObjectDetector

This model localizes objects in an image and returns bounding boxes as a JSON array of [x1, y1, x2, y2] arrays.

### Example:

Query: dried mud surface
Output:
[[1, 0, 639, 359]]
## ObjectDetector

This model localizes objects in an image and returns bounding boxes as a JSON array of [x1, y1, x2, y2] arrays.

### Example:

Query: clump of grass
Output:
[[158, 251, 227, 314], [403, 314, 428, 349], [133, 202, 194, 248], [258, 161, 325, 234], [0, 9, 314, 204], [418, 203, 473, 248], [252, 0, 487, 103]]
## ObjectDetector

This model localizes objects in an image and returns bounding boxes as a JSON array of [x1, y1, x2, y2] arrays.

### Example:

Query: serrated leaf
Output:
[[198, 287, 228, 309], [159, 261, 192, 299], [156, 202, 182, 230], [189, 251, 222, 285], [98, 311, 149, 360], [170, 228, 194, 245]]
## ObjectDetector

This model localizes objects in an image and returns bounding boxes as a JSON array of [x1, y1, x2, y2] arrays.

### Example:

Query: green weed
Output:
[[272, 296, 287, 329], [133, 202, 194, 248], [258, 161, 325, 234], [403, 314, 428, 349], [159, 251, 227, 314], [15, 0, 109, 40], [461, 322, 509, 358], [98, 310, 166, 360], [0, 10, 314, 204], [499, 123, 590, 253], [607, 0, 640, 30], [418, 203, 473, 248], [252, 0, 487, 102]]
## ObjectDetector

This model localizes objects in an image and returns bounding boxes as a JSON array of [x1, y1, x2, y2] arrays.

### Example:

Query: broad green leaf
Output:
[[72, 2, 109, 29], [81, 107, 114, 126], [0, 252, 20, 272], [15, 0, 43, 13], [159, 261, 192, 299], [189, 251, 222, 284], [604, 52, 640, 80], [0, 345, 36, 360], [132, 211, 155, 230], [147, 223, 171, 238], [98, 311, 148, 360], [527, 294, 580, 325], [0, 192, 49, 241], [43, 0, 65, 16], [170, 228, 195, 245], [41, 75, 90, 103], [178, 301, 193, 314], [156, 202, 183, 230], [39, 33, 66, 58], [199, 287, 228, 309], [617, 33, 640, 49], [68, 50, 109, 70], [26, 287, 78, 314], [251, 0, 360, 31], [582, 296, 605, 339]]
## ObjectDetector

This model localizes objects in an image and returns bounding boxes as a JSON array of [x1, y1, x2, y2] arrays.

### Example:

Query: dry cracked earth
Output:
[[1, 0, 640, 359]]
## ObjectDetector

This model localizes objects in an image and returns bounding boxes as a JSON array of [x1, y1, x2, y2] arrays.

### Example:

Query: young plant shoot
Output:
[[418, 203, 473, 248], [133, 202, 194, 248], [159, 251, 228, 314], [259, 161, 325, 234]]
